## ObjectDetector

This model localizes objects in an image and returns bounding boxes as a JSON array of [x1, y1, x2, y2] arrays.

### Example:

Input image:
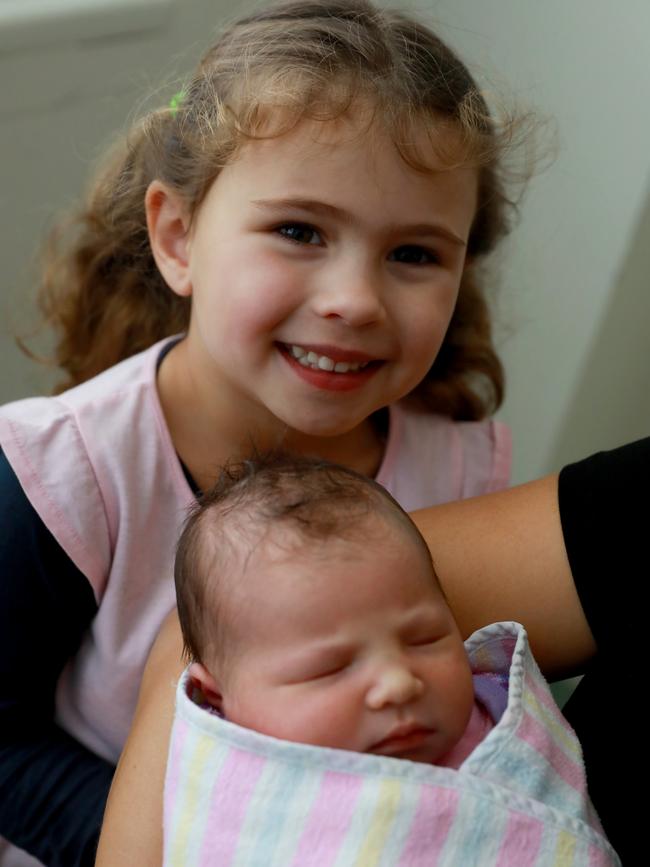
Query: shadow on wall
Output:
[[548, 178, 650, 469]]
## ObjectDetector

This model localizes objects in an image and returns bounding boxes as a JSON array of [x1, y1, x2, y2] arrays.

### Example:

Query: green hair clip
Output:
[[169, 90, 185, 117]]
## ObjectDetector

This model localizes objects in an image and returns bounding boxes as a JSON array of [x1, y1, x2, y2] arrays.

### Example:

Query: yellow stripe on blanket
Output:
[[353, 778, 402, 866], [553, 830, 577, 866], [169, 732, 216, 865]]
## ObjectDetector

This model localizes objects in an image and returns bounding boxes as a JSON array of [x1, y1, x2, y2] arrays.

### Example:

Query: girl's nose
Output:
[[365, 664, 424, 710], [312, 261, 386, 327]]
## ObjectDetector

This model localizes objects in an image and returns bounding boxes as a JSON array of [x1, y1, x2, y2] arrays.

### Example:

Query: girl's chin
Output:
[[281, 420, 364, 441]]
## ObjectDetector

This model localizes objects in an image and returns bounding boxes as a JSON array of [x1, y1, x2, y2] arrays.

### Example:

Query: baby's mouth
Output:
[[369, 724, 434, 755], [281, 343, 376, 374]]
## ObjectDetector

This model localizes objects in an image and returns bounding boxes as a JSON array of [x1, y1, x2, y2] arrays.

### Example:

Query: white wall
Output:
[[409, 0, 650, 480], [0, 0, 242, 399], [2, 0, 650, 482]]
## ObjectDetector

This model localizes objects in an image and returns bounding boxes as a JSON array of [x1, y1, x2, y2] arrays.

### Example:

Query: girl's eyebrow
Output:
[[251, 197, 467, 247]]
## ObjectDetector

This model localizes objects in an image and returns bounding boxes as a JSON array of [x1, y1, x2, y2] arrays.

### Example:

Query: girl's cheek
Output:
[[240, 267, 305, 324], [406, 286, 456, 326]]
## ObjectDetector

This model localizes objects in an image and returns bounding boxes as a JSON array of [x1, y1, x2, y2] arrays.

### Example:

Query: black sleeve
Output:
[[0, 448, 115, 867], [558, 436, 648, 863]]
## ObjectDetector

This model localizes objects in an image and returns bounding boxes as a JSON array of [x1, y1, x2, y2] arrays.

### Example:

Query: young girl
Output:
[[0, 1, 522, 864]]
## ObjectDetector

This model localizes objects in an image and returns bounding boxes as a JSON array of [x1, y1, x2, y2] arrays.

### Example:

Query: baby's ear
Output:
[[188, 661, 224, 713]]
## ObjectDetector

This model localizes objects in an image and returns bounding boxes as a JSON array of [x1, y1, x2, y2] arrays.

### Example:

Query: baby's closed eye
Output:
[[284, 652, 352, 684], [407, 633, 443, 647]]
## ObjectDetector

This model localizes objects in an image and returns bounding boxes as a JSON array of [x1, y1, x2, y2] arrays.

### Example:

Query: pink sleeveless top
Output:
[[0, 337, 511, 762]]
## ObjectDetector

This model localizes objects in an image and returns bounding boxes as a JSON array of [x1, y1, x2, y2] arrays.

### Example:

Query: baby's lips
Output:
[[369, 723, 434, 753]]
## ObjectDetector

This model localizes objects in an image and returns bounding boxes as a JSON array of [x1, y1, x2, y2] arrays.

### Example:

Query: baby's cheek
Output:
[[225, 676, 366, 750], [445, 661, 475, 734], [283, 687, 364, 751]]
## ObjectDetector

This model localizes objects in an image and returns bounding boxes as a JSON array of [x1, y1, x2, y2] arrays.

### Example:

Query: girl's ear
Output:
[[188, 661, 224, 713], [145, 180, 193, 298]]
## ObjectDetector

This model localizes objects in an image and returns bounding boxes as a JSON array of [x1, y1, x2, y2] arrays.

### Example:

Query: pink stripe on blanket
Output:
[[494, 810, 543, 866], [289, 771, 363, 867], [198, 748, 266, 867], [519, 711, 584, 794], [164, 717, 190, 817], [589, 842, 618, 865], [397, 786, 459, 865]]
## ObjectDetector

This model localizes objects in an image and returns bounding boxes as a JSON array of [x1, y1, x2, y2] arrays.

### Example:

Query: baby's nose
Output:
[[365, 665, 424, 710]]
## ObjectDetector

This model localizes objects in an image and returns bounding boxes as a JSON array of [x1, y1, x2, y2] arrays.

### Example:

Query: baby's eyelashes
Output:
[[283, 654, 352, 684], [407, 636, 445, 651], [303, 662, 348, 681]]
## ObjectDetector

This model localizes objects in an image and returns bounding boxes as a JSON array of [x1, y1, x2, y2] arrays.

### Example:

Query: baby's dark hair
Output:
[[175, 451, 436, 666], [30, 0, 536, 418]]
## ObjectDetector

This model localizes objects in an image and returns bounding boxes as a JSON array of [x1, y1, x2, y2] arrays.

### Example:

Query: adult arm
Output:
[[95, 610, 185, 867], [0, 448, 115, 867], [415, 437, 647, 676], [411, 473, 597, 678]]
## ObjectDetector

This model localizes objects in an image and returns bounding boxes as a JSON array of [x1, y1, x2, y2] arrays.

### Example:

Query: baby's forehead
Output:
[[249, 512, 407, 561], [240, 521, 438, 602], [219, 512, 450, 647]]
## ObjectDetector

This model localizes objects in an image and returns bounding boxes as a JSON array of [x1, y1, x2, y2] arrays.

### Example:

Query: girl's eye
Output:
[[276, 223, 322, 246], [389, 245, 439, 266]]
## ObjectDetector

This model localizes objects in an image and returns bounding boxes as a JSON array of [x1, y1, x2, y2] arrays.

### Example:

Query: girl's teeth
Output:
[[288, 344, 367, 373]]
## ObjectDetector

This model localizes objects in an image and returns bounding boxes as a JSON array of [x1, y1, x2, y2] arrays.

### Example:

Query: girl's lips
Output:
[[278, 344, 382, 392], [281, 342, 377, 365]]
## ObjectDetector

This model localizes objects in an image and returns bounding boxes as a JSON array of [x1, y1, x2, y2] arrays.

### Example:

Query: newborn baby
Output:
[[175, 452, 492, 767], [164, 454, 618, 867]]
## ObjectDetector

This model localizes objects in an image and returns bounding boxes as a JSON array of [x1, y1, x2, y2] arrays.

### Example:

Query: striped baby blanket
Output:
[[163, 622, 619, 866]]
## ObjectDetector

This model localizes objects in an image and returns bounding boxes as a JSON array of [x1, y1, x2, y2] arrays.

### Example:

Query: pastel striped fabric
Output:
[[163, 623, 620, 866]]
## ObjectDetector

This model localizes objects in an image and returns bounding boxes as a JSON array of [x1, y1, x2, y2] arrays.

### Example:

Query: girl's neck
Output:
[[281, 417, 387, 478], [156, 339, 387, 492]]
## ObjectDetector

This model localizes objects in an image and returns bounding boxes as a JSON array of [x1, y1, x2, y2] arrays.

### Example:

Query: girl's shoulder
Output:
[[376, 404, 512, 510], [0, 338, 166, 483], [0, 337, 187, 595]]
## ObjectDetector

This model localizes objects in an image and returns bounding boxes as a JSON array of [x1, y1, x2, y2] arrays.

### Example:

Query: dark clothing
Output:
[[559, 437, 648, 864], [0, 447, 112, 867]]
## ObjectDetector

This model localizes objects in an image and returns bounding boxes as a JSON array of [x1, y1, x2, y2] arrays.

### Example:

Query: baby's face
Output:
[[215, 523, 474, 764]]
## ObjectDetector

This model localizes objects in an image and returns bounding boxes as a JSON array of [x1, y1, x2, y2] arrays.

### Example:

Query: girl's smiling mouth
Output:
[[287, 343, 372, 372], [277, 342, 383, 391]]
